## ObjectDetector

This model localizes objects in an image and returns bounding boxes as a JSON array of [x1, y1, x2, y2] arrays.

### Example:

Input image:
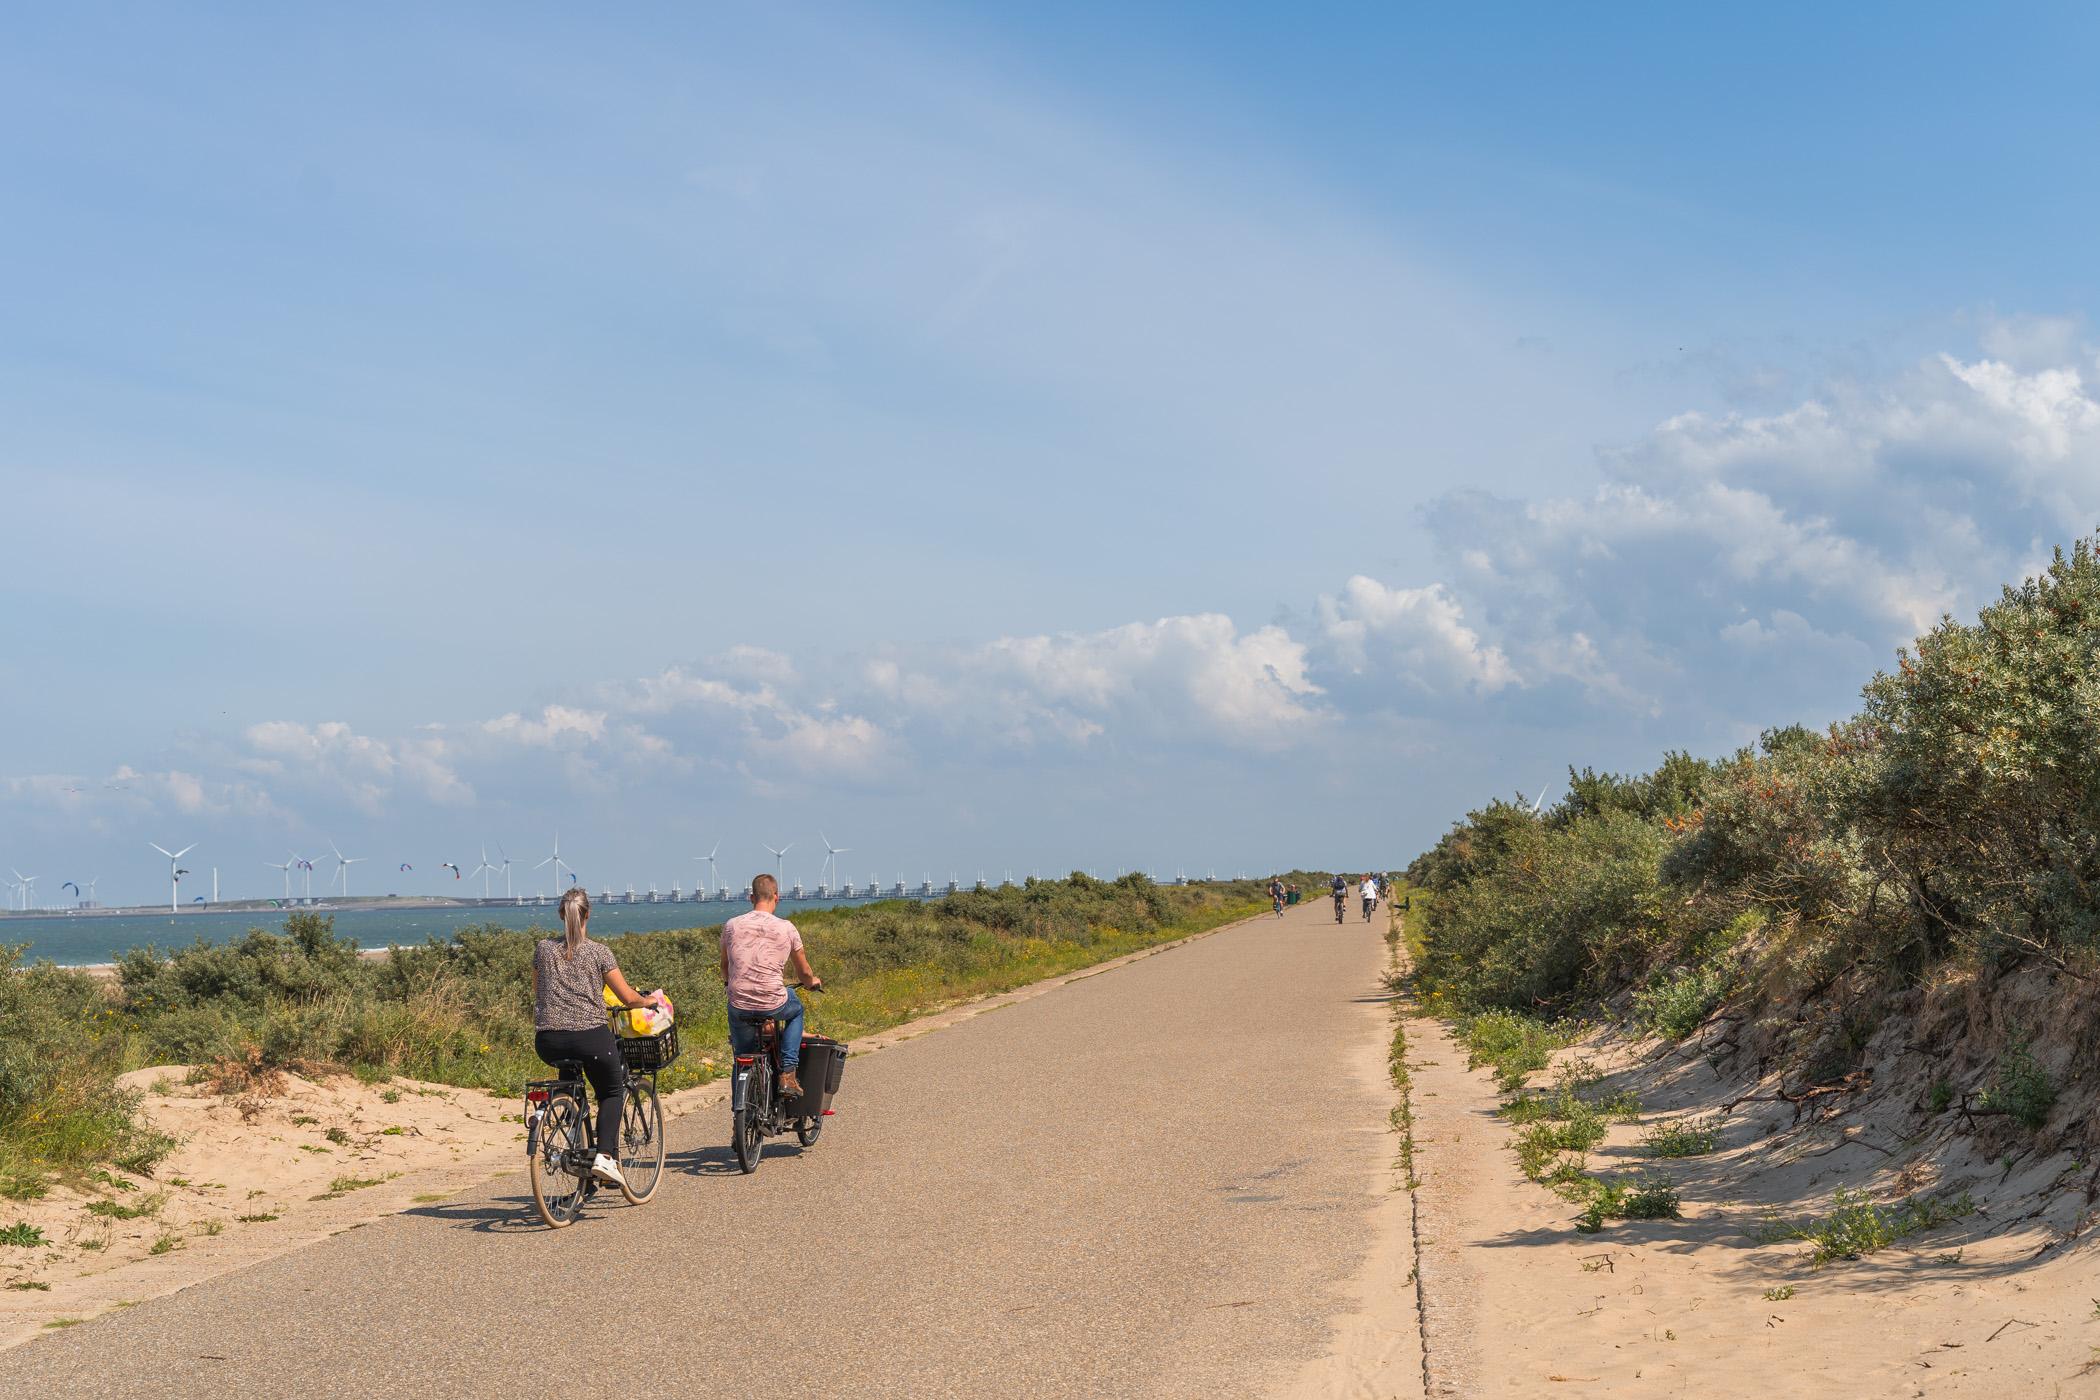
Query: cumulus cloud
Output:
[[245, 720, 472, 811], [1417, 336, 2100, 738], [977, 614, 1321, 749], [481, 706, 609, 747], [1315, 577, 1516, 694], [33, 326, 2100, 854]]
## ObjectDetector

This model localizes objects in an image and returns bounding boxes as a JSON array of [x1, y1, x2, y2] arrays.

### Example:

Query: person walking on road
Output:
[[722, 873, 824, 1100]]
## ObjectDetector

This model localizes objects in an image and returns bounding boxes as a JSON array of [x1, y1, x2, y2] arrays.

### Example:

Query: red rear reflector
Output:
[[526, 1090, 548, 1104], [822, 1109, 835, 1116], [735, 1056, 755, 1066]]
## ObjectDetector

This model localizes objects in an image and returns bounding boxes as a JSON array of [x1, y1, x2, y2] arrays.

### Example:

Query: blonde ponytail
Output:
[[559, 887, 590, 960]]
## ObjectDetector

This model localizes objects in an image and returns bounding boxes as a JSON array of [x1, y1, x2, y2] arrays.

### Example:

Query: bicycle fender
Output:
[[525, 1106, 542, 1156], [731, 1067, 750, 1113]]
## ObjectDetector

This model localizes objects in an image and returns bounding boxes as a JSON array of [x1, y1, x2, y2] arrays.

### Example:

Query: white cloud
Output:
[[481, 706, 609, 747], [978, 614, 1321, 749], [1315, 577, 1517, 693], [245, 720, 471, 812]]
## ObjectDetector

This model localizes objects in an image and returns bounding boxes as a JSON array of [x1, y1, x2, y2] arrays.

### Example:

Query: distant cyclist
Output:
[[531, 888, 671, 1189], [721, 873, 824, 1100], [1361, 872, 1380, 922], [1330, 872, 1348, 924], [1267, 876, 1286, 918]]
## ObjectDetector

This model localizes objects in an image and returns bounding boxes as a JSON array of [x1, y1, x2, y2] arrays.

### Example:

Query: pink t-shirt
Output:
[[721, 909, 804, 1011]]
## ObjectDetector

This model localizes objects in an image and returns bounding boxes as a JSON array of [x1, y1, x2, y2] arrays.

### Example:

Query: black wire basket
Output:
[[617, 1023, 679, 1072]]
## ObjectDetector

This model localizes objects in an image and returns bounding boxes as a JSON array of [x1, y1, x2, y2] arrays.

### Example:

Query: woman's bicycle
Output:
[[731, 987, 844, 1175], [524, 1025, 675, 1228]]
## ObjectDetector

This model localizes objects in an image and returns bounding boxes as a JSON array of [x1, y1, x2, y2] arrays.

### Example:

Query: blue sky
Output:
[[8, 4, 2100, 904]]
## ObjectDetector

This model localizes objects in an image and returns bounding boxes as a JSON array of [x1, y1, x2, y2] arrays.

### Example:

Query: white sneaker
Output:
[[590, 1153, 627, 1189]]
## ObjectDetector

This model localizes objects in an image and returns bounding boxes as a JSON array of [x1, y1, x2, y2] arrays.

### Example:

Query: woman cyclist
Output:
[[532, 888, 669, 1190]]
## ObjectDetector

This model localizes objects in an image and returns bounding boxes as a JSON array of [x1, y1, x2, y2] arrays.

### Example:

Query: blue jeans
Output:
[[729, 990, 804, 1072]]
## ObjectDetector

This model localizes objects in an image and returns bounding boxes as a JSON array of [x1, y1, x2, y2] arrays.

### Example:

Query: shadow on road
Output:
[[670, 1140, 808, 1177], [404, 1194, 551, 1234]]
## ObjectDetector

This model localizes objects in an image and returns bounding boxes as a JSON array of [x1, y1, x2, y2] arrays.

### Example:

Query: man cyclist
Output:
[[1329, 872, 1348, 923], [721, 873, 824, 1099], [1361, 872, 1380, 922], [1267, 875, 1287, 918]]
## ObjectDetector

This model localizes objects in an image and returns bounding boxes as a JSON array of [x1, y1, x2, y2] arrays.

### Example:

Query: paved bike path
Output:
[[0, 900, 1398, 1399]]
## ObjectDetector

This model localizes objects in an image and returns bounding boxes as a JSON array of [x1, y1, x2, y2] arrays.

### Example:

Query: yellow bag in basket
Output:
[[603, 986, 669, 1037]]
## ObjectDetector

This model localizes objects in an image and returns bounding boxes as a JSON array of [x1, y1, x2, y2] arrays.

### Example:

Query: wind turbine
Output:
[[692, 841, 720, 900], [466, 845, 495, 898], [764, 841, 792, 885], [265, 858, 293, 900], [327, 840, 366, 899], [496, 844, 516, 899], [534, 832, 572, 896], [6, 870, 31, 912], [820, 832, 850, 894], [148, 843, 195, 913]]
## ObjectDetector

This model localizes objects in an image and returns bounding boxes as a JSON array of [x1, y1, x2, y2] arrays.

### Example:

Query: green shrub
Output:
[[1976, 1041, 2055, 1130], [1640, 1117, 1718, 1158], [1575, 1173, 1681, 1233], [1633, 963, 1729, 1040], [1755, 1188, 1974, 1264], [1457, 1011, 1579, 1091], [0, 1222, 47, 1247]]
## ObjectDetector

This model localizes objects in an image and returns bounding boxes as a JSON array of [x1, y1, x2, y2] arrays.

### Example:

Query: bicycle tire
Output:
[[619, 1077, 665, 1204], [530, 1095, 589, 1228], [796, 1117, 821, 1147], [732, 1061, 767, 1174]]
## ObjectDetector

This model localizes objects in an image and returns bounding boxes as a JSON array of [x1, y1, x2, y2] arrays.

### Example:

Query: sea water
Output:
[[0, 898, 868, 967]]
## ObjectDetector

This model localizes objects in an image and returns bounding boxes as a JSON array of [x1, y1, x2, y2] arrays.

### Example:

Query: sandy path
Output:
[[0, 899, 1414, 1399], [1389, 939, 2100, 1397]]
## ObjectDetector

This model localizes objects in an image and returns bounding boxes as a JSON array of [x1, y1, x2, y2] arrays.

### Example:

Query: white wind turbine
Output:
[[327, 840, 367, 899], [692, 841, 721, 899], [820, 832, 850, 894], [7, 869, 33, 912], [466, 845, 495, 898], [495, 843, 517, 899], [534, 832, 573, 896], [148, 843, 195, 913], [764, 841, 792, 886], [265, 857, 293, 900]]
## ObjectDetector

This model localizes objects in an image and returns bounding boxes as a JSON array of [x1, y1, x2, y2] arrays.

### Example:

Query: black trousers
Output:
[[535, 1026, 624, 1158]]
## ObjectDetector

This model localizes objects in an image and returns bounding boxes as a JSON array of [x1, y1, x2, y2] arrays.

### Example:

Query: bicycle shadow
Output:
[[404, 1193, 556, 1235], [669, 1140, 810, 1177]]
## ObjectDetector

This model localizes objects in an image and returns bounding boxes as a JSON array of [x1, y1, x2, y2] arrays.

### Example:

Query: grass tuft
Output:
[[0, 1221, 48, 1247], [1640, 1117, 1719, 1158], [1755, 1187, 1975, 1265]]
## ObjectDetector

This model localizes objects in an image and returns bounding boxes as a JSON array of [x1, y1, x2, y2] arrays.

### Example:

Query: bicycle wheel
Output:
[[796, 1116, 822, 1147], [732, 1062, 767, 1174], [530, 1095, 590, 1228], [619, 1077, 665, 1204]]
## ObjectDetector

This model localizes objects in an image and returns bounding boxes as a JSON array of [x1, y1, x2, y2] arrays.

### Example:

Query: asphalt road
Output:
[[2, 897, 1396, 1399]]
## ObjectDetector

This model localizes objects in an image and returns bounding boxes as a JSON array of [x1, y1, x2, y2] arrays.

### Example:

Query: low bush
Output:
[[1575, 1173, 1681, 1233], [1976, 1041, 2055, 1130], [1457, 1011, 1580, 1091], [1756, 1187, 1975, 1265], [1639, 1117, 1718, 1158], [1633, 963, 1730, 1040]]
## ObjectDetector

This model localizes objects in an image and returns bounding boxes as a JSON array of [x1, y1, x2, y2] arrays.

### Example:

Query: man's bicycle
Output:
[[731, 987, 845, 1175], [524, 1026, 675, 1228]]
